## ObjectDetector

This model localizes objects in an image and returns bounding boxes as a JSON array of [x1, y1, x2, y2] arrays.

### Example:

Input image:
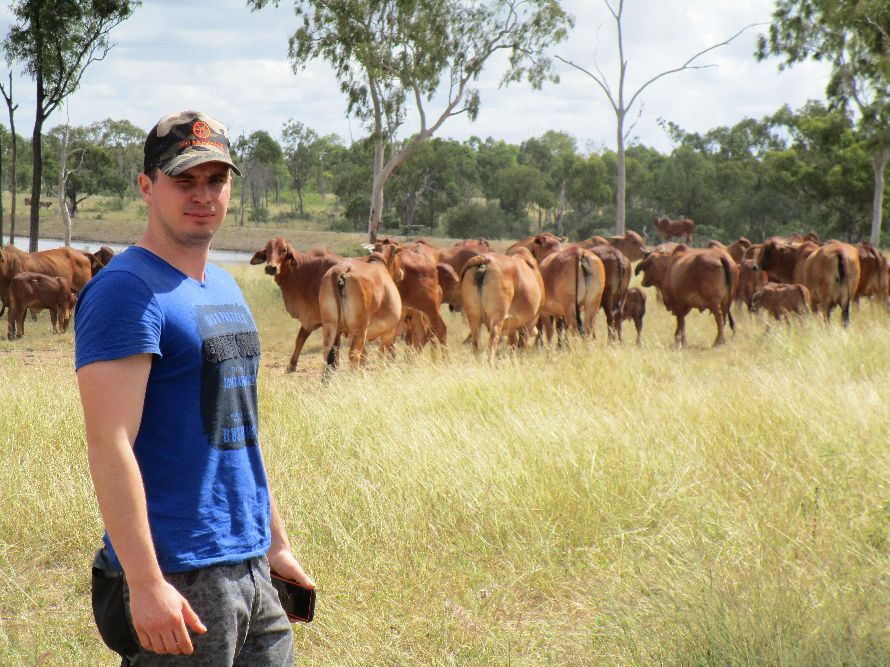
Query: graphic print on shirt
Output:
[[196, 303, 261, 450]]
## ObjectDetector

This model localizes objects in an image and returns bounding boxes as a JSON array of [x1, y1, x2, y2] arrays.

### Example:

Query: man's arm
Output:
[[266, 491, 315, 589], [79, 355, 206, 656]]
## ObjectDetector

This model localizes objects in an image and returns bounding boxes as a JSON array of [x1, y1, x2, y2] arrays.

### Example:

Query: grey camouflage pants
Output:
[[122, 556, 294, 666]]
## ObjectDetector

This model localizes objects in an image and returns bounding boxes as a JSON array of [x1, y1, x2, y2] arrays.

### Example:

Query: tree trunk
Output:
[[58, 125, 72, 246], [8, 110, 18, 247], [29, 114, 44, 252], [615, 110, 626, 236], [870, 147, 889, 246], [368, 137, 386, 242], [555, 181, 566, 235], [296, 185, 304, 217]]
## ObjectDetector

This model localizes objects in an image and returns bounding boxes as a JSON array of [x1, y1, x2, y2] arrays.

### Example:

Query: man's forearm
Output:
[[88, 436, 164, 587]]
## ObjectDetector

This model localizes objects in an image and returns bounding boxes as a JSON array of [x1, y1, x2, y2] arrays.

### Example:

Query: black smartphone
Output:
[[270, 570, 316, 623]]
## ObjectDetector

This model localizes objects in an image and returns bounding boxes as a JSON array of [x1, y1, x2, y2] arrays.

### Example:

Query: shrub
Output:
[[444, 204, 528, 240]]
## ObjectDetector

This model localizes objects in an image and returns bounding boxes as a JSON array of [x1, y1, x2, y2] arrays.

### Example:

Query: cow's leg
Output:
[[841, 301, 851, 327], [674, 313, 687, 348], [321, 323, 340, 373], [712, 307, 726, 346], [487, 321, 503, 364], [15, 310, 25, 339], [287, 326, 313, 372], [348, 329, 368, 368], [7, 311, 15, 340], [50, 308, 58, 333], [634, 316, 643, 347]]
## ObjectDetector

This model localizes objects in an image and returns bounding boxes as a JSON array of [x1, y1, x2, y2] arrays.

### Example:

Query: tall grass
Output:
[[1, 264, 888, 665]]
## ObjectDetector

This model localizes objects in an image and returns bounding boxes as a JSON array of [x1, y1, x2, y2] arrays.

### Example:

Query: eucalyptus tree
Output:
[[281, 119, 319, 217], [0, 74, 19, 246], [758, 0, 890, 244], [249, 0, 572, 241], [555, 0, 753, 236], [3, 0, 138, 250]]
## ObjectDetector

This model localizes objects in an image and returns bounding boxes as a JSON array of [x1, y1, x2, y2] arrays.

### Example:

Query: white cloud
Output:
[[1, 0, 833, 153]]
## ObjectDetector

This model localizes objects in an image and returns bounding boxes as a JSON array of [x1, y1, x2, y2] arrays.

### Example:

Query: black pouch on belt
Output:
[[91, 548, 140, 659]]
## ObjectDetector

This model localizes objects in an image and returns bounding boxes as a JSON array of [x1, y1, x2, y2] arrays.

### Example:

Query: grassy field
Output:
[[1, 261, 889, 666]]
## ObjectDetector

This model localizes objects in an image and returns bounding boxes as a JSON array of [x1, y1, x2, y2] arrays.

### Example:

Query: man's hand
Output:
[[128, 579, 207, 655], [268, 548, 315, 589]]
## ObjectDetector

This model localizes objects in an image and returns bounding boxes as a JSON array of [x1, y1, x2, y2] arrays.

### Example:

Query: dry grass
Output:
[[0, 262, 888, 665]]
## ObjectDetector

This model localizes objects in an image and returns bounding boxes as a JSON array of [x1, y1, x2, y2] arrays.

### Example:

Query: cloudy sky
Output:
[[0, 0, 833, 154]]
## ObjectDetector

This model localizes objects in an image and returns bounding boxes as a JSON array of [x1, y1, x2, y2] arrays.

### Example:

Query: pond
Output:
[[8, 237, 253, 264]]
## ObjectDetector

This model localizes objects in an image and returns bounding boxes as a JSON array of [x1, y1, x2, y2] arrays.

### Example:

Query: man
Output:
[[75, 110, 314, 665]]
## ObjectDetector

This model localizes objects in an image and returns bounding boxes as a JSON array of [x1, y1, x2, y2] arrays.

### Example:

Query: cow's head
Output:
[[251, 237, 291, 276], [531, 233, 562, 262], [749, 288, 764, 313], [373, 241, 404, 282], [634, 251, 669, 288]]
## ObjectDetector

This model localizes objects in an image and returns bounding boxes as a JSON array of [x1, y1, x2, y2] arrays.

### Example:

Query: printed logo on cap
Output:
[[192, 121, 212, 139]]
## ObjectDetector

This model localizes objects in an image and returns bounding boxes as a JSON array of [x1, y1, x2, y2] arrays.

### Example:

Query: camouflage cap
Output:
[[143, 110, 242, 177]]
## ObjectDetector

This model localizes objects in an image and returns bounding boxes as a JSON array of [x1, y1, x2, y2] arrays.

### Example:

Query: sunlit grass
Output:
[[1, 263, 888, 665]]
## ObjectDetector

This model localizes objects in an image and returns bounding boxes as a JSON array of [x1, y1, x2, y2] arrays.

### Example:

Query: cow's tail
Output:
[[326, 268, 347, 368], [613, 255, 626, 321], [461, 254, 490, 305], [575, 249, 588, 335], [838, 248, 851, 325], [721, 255, 736, 331]]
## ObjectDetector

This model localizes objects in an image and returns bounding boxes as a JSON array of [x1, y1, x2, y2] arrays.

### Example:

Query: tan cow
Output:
[[750, 283, 812, 323], [795, 241, 860, 325], [737, 259, 768, 311], [438, 238, 491, 311], [605, 231, 648, 262], [374, 238, 447, 347], [634, 245, 738, 347], [319, 244, 403, 372], [460, 249, 544, 362], [617, 286, 646, 346], [0, 245, 91, 316], [250, 237, 343, 371], [855, 242, 889, 309], [652, 217, 695, 243], [577, 241, 630, 340], [7, 272, 76, 338], [537, 245, 606, 347]]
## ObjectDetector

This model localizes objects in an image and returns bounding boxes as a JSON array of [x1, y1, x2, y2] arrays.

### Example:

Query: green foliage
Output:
[[444, 202, 524, 240]]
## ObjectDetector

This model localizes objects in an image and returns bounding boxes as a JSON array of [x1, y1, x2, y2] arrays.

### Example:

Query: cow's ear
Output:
[[250, 250, 267, 265]]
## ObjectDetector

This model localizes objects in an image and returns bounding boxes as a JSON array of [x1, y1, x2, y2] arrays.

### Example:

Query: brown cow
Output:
[[635, 245, 738, 347], [374, 237, 447, 347], [319, 244, 403, 371], [652, 217, 695, 244], [438, 239, 491, 311], [577, 240, 630, 340], [795, 241, 860, 325], [0, 245, 92, 316], [750, 283, 812, 323], [618, 286, 646, 346], [80, 245, 116, 276], [737, 259, 768, 311], [537, 245, 606, 347], [7, 272, 76, 338], [23, 197, 52, 209], [726, 237, 752, 264], [757, 237, 815, 285], [437, 262, 461, 309], [460, 249, 544, 362], [855, 242, 889, 309], [606, 231, 648, 262], [250, 237, 343, 371]]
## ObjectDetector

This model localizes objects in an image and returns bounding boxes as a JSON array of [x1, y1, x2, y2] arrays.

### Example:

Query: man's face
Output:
[[139, 162, 232, 247]]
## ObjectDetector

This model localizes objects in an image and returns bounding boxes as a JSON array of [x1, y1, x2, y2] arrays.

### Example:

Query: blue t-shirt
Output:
[[75, 247, 271, 573]]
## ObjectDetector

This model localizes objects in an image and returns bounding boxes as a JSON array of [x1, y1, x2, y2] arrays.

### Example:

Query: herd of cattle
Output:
[[0, 244, 113, 339], [0, 227, 886, 373], [249, 227, 889, 373]]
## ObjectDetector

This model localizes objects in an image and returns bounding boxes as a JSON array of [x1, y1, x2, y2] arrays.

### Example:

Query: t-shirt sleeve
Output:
[[74, 270, 164, 370]]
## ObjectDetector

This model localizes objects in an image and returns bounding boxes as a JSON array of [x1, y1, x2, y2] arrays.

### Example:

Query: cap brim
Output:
[[160, 151, 242, 177]]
